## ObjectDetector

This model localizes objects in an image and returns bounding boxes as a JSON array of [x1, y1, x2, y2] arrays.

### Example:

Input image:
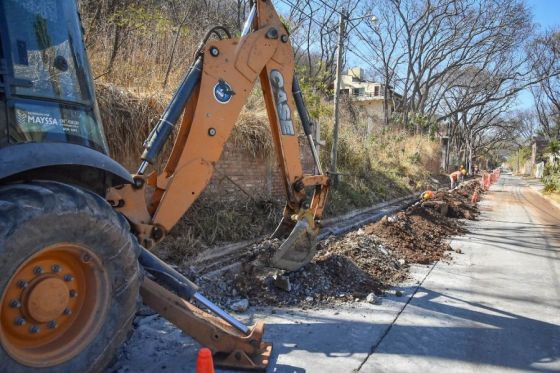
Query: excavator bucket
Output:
[[271, 217, 319, 271]]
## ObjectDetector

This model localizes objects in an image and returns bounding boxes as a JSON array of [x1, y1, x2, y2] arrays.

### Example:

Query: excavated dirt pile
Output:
[[364, 179, 483, 263], [365, 200, 464, 264], [196, 180, 483, 308], [198, 235, 406, 307]]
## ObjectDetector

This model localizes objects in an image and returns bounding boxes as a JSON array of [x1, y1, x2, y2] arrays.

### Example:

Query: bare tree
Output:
[[357, 0, 534, 123], [529, 30, 560, 139]]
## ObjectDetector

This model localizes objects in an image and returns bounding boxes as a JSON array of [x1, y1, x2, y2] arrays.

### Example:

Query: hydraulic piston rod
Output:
[[292, 75, 323, 175], [139, 248, 250, 335], [138, 58, 203, 174]]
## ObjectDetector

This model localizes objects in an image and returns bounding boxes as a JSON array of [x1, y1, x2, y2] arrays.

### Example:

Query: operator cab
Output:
[[0, 0, 131, 192]]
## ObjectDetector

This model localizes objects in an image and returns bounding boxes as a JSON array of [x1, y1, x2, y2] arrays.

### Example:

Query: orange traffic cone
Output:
[[195, 348, 214, 373], [471, 191, 478, 203]]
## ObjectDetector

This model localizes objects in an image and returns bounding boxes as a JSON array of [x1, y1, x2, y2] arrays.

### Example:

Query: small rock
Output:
[[229, 299, 249, 313], [357, 228, 365, 235], [378, 246, 389, 256], [273, 275, 291, 292], [395, 290, 404, 297], [398, 259, 406, 266], [366, 293, 381, 305], [305, 296, 314, 302], [455, 248, 463, 254]]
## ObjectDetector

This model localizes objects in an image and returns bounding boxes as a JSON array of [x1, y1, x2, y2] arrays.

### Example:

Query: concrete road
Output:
[[360, 175, 560, 372], [112, 175, 560, 373]]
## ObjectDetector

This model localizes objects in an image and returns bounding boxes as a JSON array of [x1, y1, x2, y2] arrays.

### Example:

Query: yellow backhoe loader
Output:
[[0, 0, 329, 371]]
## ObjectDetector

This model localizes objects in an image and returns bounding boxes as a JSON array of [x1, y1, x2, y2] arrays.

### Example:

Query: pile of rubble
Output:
[[364, 184, 479, 263], [197, 234, 405, 308], [195, 180, 483, 310]]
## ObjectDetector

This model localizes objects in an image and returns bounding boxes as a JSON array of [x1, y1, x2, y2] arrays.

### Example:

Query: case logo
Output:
[[270, 70, 295, 136], [213, 79, 234, 104]]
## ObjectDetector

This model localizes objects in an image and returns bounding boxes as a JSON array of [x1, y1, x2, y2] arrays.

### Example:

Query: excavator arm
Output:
[[105, 1, 329, 370], [106, 0, 329, 270]]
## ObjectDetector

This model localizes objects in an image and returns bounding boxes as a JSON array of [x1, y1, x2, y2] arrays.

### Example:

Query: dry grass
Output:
[[230, 109, 274, 158], [96, 83, 168, 169], [153, 193, 282, 265], [318, 112, 441, 216]]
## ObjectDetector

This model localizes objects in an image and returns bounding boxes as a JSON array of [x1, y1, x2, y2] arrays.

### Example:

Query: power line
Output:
[[278, 0, 376, 58], [308, 0, 342, 16], [276, 0, 329, 29], [277, 0, 378, 77]]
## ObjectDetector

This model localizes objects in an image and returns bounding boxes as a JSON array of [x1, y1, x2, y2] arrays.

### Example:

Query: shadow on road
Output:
[[263, 283, 559, 372]]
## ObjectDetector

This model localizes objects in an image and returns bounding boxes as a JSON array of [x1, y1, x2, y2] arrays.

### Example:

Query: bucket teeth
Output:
[[270, 218, 318, 271]]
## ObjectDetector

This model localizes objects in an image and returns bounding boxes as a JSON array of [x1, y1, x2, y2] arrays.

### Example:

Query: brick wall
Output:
[[205, 136, 315, 200]]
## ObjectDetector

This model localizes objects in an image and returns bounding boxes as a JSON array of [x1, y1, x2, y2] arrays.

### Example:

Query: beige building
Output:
[[339, 67, 400, 131]]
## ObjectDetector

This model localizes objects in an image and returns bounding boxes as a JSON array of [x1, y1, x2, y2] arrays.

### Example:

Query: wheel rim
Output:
[[0, 243, 110, 367]]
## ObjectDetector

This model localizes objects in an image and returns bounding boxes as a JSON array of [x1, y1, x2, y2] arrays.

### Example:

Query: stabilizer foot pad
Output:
[[215, 342, 273, 371]]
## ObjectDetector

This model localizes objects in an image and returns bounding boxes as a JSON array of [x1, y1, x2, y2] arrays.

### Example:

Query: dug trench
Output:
[[171, 179, 485, 310]]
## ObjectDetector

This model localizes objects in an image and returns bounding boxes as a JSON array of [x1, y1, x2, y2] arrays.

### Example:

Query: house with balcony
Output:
[[339, 67, 401, 130]]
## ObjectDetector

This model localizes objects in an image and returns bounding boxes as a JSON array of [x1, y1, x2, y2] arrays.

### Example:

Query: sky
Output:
[[526, 0, 560, 30], [516, 0, 560, 110]]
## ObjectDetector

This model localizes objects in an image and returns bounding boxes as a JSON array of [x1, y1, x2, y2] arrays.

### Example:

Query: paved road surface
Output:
[[112, 175, 560, 372], [359, 175, 560, 372]]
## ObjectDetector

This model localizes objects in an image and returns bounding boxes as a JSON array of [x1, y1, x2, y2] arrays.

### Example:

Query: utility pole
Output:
[[330, 9, 347, 187]]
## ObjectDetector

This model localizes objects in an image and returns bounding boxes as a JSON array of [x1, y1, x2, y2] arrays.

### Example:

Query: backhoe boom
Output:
[[106, 0, 329, 267]]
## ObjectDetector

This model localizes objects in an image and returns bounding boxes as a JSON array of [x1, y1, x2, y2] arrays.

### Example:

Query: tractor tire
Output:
[[0, 181, 141, 373]]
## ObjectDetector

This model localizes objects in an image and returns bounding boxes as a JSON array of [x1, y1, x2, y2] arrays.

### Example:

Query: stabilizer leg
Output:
[[140, 278, 272, 371]]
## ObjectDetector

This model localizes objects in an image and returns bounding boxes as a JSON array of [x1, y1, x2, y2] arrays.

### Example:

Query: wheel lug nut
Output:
[[15, 317, 26, 326], [29, 325, 40, 334], [17, 280, 28, 289], [9, 299, 21, 308], [64, 274, 74, 282], [33, 266, 43, 275], [69, 290, 77, 298], [47, 320, 58, 329], [51, 264, 61, 273], [63, 308, 72, 316]]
